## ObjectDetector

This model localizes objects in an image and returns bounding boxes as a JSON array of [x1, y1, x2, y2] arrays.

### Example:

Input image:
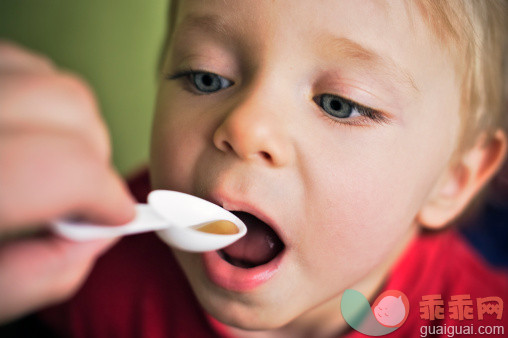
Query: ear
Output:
[[417, 129, 507, 230]]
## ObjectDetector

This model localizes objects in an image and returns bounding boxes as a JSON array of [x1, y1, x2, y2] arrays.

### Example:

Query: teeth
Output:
[[266, 234, 276, 249]]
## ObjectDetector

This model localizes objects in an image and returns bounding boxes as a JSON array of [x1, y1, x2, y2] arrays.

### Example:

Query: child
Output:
[[2, 0, 508, 337]]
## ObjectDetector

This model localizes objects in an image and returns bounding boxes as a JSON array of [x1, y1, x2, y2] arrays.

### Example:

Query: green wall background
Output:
[[0, 1, 167, 175]]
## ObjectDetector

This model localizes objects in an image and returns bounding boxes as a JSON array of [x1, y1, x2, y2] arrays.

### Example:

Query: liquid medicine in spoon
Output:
[[193, 220, 239, 235]]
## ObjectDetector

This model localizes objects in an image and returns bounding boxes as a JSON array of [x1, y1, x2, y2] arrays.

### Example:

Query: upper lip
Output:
[[203, 190, 289, 248]]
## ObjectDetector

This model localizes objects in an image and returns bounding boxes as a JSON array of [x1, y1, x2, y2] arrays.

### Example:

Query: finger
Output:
[[0, 72, 110, 160], [0, 234, 117, 323], [0, 40, 55, 74], [77, 164, 138, 225], [0, 133, 136, 230]]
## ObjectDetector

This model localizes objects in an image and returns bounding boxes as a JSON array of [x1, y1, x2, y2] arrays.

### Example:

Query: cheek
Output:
[[299, 163, 414, 283], [296, 122, 453, 281], [150, 88, 205, 191]]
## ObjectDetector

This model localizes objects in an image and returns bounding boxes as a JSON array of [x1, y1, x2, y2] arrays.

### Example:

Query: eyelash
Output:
[[166, 67, 201, 80], [166, 69, 389, 126], [314, 95, 389, 126], [166, 68, 232, 94]]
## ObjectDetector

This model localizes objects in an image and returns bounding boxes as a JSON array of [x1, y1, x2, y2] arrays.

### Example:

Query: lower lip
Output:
[[201, 250, 284, 292]]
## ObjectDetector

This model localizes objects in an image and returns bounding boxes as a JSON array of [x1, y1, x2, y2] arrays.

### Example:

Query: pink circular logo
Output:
[[372, 290, 410, 328]]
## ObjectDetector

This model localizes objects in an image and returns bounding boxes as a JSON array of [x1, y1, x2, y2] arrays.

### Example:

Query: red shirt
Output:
[[39, 171, 508, 337]]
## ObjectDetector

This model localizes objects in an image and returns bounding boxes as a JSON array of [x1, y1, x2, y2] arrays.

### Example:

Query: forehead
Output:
[[172, 0, 421, 55]]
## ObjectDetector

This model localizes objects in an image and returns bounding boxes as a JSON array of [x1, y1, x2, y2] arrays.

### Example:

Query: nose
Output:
[[213, 87, 294, 167]]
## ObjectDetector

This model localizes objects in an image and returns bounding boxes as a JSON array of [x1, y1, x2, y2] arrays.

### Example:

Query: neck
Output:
[[227, 225, 418, 338]]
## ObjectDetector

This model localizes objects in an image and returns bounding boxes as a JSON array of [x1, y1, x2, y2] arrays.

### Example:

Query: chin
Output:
[[174, 253, 293, 331], [199, 295, 294, 331]]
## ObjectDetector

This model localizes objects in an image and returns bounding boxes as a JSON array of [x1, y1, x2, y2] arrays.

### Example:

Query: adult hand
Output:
[[0, 41, 136, 323]]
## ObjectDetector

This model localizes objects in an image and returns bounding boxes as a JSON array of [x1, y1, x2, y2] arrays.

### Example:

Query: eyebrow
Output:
[[172, 14, 237, 44], [317, 35, 419, 94]]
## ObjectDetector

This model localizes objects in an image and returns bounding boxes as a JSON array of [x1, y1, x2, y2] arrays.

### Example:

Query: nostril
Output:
[[217, 137, 275, 164], [260, 151, 272, 161], [222, 141, 234, 152]]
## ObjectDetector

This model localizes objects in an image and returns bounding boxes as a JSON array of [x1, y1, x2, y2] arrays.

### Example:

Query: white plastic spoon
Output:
[[53, 190, 247, 252]]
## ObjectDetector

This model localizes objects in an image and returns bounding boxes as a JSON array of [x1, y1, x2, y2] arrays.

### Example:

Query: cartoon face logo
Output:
[[341, 289, 410, 336], [373, 294, 407, 327]]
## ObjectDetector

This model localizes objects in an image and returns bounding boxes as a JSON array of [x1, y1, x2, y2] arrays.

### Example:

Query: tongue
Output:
[[220, 212, 284, 266]]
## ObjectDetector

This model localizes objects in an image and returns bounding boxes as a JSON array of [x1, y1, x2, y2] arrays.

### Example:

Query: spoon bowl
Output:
[[53, 190, 247, 252]]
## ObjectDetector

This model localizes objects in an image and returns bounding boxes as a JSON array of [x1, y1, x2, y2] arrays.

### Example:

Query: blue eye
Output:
[[315, 94, 389, 125], [166, 70, 233, 94], [191, 72, 232, 93], [318, 94, 359, 119]]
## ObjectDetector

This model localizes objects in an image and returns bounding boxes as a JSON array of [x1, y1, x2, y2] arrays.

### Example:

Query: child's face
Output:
[[151, 0, 461, 331]]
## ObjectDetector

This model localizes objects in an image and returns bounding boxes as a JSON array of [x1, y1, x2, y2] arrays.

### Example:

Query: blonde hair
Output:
[[411, 0, 508, 151]]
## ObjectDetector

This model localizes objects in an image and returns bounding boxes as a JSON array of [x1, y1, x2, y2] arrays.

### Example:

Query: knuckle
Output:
[[1, 71, 96, 119], [47, 73, 103, 126], [0, 72, 107, 142], [53, 72, 94, 100], [0, 40, 26, 59], [0, 40, 55, 72], [45, 72, 95, 107], [0, 41, 19, 56]]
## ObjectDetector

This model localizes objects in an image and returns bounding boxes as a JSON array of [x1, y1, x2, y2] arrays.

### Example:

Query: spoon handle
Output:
[[53, 204, 169, 241]]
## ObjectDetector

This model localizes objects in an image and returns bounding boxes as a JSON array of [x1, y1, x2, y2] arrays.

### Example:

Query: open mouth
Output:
[[218, 211, 285, 269]]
